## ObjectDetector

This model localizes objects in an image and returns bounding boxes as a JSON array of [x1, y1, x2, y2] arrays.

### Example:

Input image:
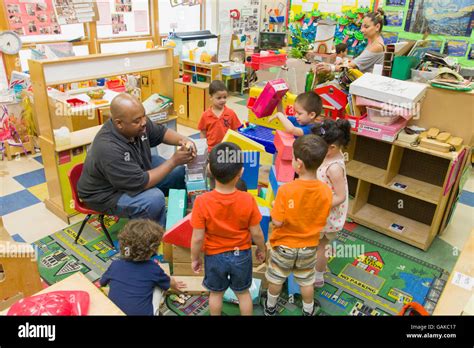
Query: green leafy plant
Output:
[[289, 27, 311, 59]]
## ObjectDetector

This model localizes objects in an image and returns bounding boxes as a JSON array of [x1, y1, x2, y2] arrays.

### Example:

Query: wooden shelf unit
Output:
[[28, 48, 176, 222], [346, 132, 469, 250], [173, 78, 211, 129], [181, 60, 222, 83]]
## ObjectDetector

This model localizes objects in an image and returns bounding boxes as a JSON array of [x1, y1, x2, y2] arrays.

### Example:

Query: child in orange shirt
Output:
[[191, 142, 266, 315], [198, 80, 242, 152], [264, 134, 332, 316]]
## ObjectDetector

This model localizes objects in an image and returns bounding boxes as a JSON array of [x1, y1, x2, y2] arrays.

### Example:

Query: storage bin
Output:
[[410, 68, 439, 83], [366, 106, 400, 125], [391, 56, 420, 81]]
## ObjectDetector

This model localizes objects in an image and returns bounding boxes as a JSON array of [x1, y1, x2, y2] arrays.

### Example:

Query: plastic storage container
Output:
[[366, 107, 400, 125], [410, 68, 438, 83]]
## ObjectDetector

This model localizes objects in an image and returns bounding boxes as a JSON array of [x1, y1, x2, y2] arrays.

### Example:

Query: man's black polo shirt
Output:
[[77, 117, 167, 212]]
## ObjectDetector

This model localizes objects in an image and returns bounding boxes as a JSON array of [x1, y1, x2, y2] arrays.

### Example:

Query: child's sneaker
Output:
[[302, 299, 321, 316], [261, 293, 277, 316]]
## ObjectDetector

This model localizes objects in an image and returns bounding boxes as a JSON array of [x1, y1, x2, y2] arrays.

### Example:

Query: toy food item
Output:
[[87, 89, 105, 99]]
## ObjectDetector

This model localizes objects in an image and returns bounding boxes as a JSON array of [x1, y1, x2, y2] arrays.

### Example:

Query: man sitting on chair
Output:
[[78, 93, 196, 227]]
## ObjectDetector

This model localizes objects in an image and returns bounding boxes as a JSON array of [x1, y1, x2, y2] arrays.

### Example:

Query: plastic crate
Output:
[[238, 124, 276, 154], [366, 107, 400, 125], [249, 53, 287, 71]]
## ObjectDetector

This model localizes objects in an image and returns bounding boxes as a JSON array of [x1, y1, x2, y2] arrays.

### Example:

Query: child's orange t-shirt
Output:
[[191, 190, 262, 255], [198, 106, 241, 152], [270, 179, 333, 249]]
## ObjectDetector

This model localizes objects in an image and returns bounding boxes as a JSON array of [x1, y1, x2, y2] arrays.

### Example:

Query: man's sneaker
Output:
[[261, 293, 277, 316], [302, 299, 321, 316]]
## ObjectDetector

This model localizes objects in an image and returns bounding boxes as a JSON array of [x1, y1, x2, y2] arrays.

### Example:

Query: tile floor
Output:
[[1, 93, 473, 273]]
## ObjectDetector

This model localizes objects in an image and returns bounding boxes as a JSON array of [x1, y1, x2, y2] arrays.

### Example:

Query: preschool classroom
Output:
[[0, 0, 473, 321]]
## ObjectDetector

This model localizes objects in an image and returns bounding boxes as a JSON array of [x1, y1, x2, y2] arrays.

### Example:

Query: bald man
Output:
[[78, 93, 196, 226]]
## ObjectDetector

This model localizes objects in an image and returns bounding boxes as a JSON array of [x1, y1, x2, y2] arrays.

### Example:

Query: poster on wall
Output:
[[53, 0, 97, 25], [385, 10, 404, 27], [112, 13, 127, 34], [4, 0, 61, 36], [221, 0, 260, 47], [404, 0, 474, 37], [445, 39, 469, 57], [382, 31, 399, 45], [96, 0, 150, 37], [115, 0, 132, 12], [385, 0, 406, 5]]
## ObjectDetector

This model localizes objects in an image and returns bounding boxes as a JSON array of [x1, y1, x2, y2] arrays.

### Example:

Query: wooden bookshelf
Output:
[[346, 132, 469, 250], [181, 60, 222, 83]]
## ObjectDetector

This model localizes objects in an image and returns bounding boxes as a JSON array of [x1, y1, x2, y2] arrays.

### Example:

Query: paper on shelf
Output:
[[451, 271, 474, 291]]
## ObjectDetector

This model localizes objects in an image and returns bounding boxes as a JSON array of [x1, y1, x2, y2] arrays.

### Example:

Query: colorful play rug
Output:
[[34, 218, 449, 316], [33, 216, 127, 286]]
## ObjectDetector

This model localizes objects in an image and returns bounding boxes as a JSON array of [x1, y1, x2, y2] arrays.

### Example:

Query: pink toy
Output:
[[356, 116, 408, 143], [274, 130, 294, 161], [251, 79, 289, 118], [275, 154, 294, 182]]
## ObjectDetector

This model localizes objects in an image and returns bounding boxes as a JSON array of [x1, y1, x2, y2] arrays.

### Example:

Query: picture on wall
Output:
[[445, 39, 469, 57], [385, 10, 404, 26], [115, 0, 132, 13], [404, 0, 474, 37], [4, 0, 60, 36], [112, 13, 127, 34], [53, 0, 97, 25], [382, 31, 399, 45], [385, 0, 406, 5]]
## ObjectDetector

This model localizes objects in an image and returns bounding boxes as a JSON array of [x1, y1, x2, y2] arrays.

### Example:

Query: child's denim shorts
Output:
[[203, 248, 252, 292]]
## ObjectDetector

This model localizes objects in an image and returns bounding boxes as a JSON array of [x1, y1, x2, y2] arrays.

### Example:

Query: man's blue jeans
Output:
[[112, 155, 185, 227]]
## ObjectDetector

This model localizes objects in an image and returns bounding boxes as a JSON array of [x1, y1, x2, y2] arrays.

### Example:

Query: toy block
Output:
[[252, 263, 268, 289], [287, 273, 301, 296], [251, 79, 289, 118], [274, 130, 294, 161], [275, 156, 294, 182], [170, 276, 208, 295], [242, 151, 260, 190], [259, 187, 267, 199], [223, 129, 273, 166], [186, 179, 207, 192], [162, 213, 193, 248], [238, 125, 276, 154], [269, 165, 285, 195], [172, 262, 204, 276], [251, 245, 264, 266], [172, 245, 192, 263], [255, 196, 270, 208], [265, 184, 275, 207], [165, 189, 187, 230], [258, 206, 270, 242], [248, 189, 259, 197]]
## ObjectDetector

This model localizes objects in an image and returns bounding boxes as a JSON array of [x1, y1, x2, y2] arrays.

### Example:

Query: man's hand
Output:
[[179, 138, 197, 157], [171, 146, 195, 166], [191, 258, 202, 274], [170, 277, 187, 292]]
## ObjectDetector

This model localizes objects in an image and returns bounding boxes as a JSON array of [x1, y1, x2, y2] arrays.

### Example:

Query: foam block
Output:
[[251, 79, 289, 118], [162, 213, 193, 248], [265, 184, 275, 207], [274, 130, 294, 161], [287, 273, 301, 296], [258, 206, 270, 242], [186, 179, 207, 192], [242, 151, 260, 190], [255, 196, 269, 208], [223, 129, 273, 166], [259, 187, 267, 199], [275, 156, 294, 182], [269, 166, 284, 196], [165, 189, 187, 230]]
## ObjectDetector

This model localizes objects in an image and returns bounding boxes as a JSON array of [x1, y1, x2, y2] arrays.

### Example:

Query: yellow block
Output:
[[255, 196, 270, 208], [248, 189, 259, 197], [248, 86, 298, 131], [265, 185, 275, 207], [222, 129, 273, 165]]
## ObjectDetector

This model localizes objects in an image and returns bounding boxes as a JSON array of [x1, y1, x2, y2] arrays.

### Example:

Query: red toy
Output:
[[162, 213, 193, 248], [251, 79, 289, 118], [315, 85, 348, 120], [274, 130, 294, 161], [8, 291, 90, 316]]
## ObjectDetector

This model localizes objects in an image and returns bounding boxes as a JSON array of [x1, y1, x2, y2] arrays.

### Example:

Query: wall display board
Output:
[[4, 0, 61, 36], [383, 0, 474, 67], [96, 0, 150, 37], [219, 0, 261, 47]]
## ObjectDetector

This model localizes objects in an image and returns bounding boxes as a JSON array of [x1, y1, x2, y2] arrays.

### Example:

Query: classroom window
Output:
[[100, 40, 150, 53], [96, 0, 151, 38], [19, 45, 90, 73], [158, 0, 201, 34]]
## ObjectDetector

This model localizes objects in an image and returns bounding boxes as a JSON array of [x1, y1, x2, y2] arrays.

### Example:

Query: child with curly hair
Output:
[[100, 219, 186, 315]]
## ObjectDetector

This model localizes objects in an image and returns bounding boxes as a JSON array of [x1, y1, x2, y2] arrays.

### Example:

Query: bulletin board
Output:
[[96, 0, 150, 38], [4, 0, 61, 36], [382, 0, 474, 67], [289, 0, 376, 17], [218, 0, 261, 47]]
